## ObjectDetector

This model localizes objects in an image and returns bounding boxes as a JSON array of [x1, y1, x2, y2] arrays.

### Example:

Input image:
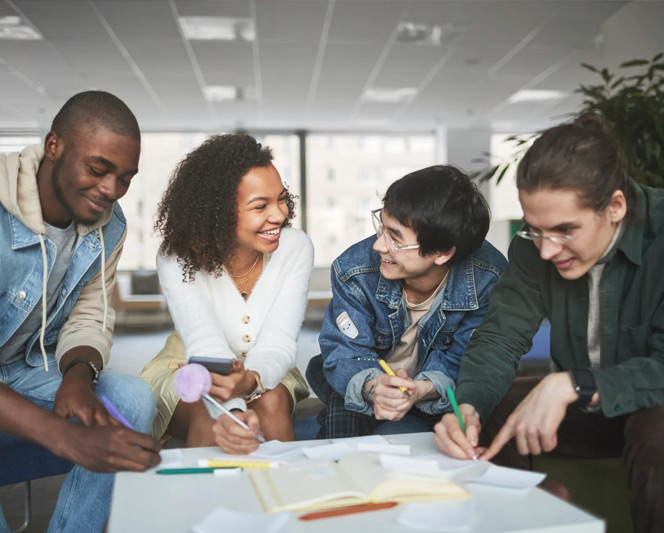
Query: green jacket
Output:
[[456, 182, 664, 421]]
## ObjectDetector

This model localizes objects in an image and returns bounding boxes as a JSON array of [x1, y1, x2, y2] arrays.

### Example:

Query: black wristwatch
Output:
[[570, 368, 596, 408]]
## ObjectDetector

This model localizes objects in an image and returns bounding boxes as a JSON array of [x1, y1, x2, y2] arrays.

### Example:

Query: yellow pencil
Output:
[[378, 359, 411, 397], [198, 459, 280, 469]]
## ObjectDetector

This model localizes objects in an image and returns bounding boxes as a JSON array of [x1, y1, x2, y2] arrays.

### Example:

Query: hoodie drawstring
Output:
[[37, 228, 109, 372], [99, 228, 108, 332], [38, 235, 49, 371]]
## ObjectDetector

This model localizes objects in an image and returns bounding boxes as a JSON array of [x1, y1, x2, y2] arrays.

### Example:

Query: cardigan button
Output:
[[17, 290, 27, 300], [242, 315, 251, 324], [243, 334, 251, 343], [575, 335, 583, 342]]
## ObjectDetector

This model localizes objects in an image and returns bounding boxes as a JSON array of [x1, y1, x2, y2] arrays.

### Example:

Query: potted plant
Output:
[[477, 53, 664, 189]]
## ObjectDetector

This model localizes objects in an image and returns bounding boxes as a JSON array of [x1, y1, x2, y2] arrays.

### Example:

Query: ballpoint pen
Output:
[[378, 359, 411, 397]]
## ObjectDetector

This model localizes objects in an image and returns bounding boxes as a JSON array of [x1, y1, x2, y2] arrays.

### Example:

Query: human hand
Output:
[[54, 365, 115, 426], [208, 360, 255, 401], [54, 424, 162, 473], [373, 370, 417, 421], [434, 405, 483, 460], [482, 372, 577, 461], [212, 409, 262, 454]]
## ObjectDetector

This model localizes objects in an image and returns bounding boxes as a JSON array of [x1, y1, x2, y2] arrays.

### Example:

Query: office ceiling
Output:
[[0, 0, 661, 134]]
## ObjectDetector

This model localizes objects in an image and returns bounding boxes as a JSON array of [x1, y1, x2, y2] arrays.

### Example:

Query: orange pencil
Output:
[[298, 502, 399, 521]]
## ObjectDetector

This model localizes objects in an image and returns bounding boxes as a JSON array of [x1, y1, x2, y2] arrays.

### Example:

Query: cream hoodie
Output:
[[0, 145, 126, 370]]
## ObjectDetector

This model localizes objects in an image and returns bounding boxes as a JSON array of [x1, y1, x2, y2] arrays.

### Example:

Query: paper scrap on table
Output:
[[251, 440, 304, 459], [396, 501, 476, 531], [358, 442, 411, 455], [303, 442, 354, 461], [470, 464, 546, 489], [416, 453, 480, 471], [380, 454, 440, 472], [158, 449, 183, 467], [331, 434, 388, 447], [191, 507, 290, 533]]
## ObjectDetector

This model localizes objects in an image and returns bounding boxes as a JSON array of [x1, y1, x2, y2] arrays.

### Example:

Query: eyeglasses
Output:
[[516, 229, 578, 245], [371, 209, 420, 254]]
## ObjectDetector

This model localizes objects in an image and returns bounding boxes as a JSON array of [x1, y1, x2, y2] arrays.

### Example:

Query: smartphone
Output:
[[188, 356, 234, 375]]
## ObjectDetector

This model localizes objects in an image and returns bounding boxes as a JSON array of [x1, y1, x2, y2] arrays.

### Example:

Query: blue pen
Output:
[[101, 395, 135, 430]]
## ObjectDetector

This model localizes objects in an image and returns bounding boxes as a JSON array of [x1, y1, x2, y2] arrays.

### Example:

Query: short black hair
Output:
[[51, 90, 140, 142], [383, 165, 490, 264]]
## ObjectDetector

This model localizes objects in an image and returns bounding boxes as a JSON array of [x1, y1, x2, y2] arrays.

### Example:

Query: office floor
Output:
[[0, 326, 322, 532]]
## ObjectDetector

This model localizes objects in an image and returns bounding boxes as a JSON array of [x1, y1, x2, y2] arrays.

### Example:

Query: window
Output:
[[118, 132, 300, 270], [306, 134, 436, 267]]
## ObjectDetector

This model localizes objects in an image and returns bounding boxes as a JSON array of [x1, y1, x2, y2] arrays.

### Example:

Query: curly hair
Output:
[[155, 133, 296, 281]]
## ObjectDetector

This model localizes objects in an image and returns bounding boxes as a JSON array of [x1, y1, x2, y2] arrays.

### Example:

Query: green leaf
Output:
[[619, 59, 649, 68]]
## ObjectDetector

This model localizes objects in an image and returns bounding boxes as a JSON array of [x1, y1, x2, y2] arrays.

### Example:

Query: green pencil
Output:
[[156, 467, 239, 475], [446, 385, 465, 432]]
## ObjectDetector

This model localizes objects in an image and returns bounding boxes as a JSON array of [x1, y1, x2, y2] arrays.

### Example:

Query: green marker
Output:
[[446, 385, 465, 432], [156, 467, 240, 475]]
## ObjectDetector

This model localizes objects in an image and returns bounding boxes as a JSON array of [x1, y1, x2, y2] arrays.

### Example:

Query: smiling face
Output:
[[371, 209, 453, 286], [518, 187, 626, 280], [41, 126, 140, 227], [234, 164, 289, 257]]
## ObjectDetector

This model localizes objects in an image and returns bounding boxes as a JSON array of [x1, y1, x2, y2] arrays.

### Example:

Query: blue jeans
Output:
[[0, 356, 156, 533]]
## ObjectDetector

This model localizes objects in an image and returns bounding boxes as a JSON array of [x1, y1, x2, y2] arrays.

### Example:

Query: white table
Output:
[[108, 433, 604, 532]]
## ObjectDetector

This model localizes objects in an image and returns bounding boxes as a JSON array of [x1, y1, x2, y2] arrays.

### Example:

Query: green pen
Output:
[[156, 467, 240, 475], [446, 385, 465, 432]]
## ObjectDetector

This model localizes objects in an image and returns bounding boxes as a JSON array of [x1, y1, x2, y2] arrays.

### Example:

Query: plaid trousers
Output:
[[316, 390, 439, 439]]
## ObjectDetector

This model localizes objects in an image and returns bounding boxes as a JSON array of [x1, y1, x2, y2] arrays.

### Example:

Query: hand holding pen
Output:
[[175, 364, 266, 451], [433, 387, 484, 460]]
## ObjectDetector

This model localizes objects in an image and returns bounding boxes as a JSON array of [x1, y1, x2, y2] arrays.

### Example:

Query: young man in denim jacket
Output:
[[0, 91, 160, 533], [307, 165, 507, 438]]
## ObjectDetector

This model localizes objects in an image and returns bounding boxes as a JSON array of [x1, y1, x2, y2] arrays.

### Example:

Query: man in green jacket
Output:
[[435, 113, 663, 533]]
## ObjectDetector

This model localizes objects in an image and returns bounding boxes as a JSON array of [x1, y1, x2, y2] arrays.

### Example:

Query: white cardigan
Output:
[[157, 227, 314, 411]]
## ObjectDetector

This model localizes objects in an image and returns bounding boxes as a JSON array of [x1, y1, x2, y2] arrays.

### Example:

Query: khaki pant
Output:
[[140, 332, 309, 439]]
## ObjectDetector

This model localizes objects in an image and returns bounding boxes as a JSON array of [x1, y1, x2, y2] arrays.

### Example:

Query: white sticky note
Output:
[[159, 449, 183, 468], [303, 442, 354, 461], [380, 454, 440, 472], [251, 440, 304, 459], [358, 443, 411, 455]]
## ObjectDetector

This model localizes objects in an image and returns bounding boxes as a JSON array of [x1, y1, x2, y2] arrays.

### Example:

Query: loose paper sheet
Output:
[[191, 507, 290, 533], [397, 501, 476, 531], [469, 464, 546, 489]]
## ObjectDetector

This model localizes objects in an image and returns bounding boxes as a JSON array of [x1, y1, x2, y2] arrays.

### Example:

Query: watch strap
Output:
[[570, 368, 596, 408]]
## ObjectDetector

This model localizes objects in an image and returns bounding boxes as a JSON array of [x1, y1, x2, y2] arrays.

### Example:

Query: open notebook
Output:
[[248, 452, 470, 513]]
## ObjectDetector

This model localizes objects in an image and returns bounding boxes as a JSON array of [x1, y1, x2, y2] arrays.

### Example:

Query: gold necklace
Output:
[[227, 252, 260, 279], [227, 253, 261, 299]]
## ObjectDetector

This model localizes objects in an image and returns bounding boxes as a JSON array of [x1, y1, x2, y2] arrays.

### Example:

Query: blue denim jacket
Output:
[[0, 203, 126, 367], [314, 236, 506, 416]]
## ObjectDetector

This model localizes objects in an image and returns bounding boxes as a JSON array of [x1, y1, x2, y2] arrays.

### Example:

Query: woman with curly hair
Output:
[[140, 133, 312, 453]]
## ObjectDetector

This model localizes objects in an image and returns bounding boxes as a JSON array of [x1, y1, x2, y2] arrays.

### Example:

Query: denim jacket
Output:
[[313, 236, 507, 416], [0, 146, 127, 369]]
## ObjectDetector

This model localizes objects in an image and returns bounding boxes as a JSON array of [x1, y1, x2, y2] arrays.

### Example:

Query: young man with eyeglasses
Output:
[[435, 114, 664, 532], [306, 165, 507, 438]]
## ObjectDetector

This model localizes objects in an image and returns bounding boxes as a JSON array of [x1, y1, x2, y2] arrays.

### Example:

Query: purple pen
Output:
[[101, 395, 136, 430]]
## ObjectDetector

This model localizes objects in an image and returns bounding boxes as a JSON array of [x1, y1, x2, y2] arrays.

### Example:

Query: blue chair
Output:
[[0, 433, 73, 533]]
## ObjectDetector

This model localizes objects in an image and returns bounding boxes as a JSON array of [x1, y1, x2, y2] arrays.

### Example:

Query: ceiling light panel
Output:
[[0, 16, 42, 40], [179, 16, 255, 41]]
